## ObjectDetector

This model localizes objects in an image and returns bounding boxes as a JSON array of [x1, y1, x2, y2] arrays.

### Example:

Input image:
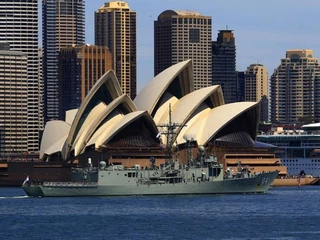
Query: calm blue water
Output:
[[0, 186, 319, 240]]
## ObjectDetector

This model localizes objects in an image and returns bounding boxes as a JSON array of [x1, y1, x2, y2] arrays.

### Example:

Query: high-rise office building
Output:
[[95, 1, 137, 100], [212, 30, 237, 103], [43, 0, 85, 121], [0, 43, 28, 156], [270, 49, 320, 123], [236, 71, 245, 102], [244, 64, 269, 122], [154, 10, 212, 90], [58, 44, 113, 120], [38, 48, 44, 131], [0, 0, 40, 152]]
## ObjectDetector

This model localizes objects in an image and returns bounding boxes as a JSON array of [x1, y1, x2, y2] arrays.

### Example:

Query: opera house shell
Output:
[[40, 60, 259, 166]]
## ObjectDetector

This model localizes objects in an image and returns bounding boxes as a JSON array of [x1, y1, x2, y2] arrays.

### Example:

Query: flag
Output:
[[23, 175, 29, 185], [156, 132, 161, 138]]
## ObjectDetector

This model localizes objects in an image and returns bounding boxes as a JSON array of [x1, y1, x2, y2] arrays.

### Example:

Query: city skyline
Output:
[[83, 0, 320, 92]]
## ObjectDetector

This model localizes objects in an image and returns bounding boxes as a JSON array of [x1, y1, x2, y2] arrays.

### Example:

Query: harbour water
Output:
[[1, 186, 319, 240]]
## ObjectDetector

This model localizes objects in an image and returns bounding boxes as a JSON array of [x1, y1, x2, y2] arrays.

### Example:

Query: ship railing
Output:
[[42, 181, 98, 187], [25, 180, 44, 186], [278, 174, 314, 179]]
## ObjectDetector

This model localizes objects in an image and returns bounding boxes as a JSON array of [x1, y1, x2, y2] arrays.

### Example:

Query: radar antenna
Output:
[[157, 103, 186, 167]]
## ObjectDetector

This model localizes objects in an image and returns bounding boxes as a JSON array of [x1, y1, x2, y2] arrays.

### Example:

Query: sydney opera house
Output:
[[39, 59, 261, 168]]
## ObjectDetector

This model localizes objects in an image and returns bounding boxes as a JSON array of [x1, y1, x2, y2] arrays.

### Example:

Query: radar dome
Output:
[[198, 145, 205, 152], [99, 161, 107, 168]]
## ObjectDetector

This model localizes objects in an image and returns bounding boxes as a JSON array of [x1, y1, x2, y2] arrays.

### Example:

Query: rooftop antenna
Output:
[[226, 25, 228, 30]]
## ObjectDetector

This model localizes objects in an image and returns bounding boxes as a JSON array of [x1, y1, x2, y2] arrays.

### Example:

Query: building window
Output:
[[189, 29, 200, 43]]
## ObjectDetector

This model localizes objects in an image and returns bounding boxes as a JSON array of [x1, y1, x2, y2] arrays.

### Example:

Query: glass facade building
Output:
[[212, 30, 237, 104], [43, 0, 85, 121], [95, 1, 137, 100], [154, 10, 212, 90], [58, 45, 113, 120]]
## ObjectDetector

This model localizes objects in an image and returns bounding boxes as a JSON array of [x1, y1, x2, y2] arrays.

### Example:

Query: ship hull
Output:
[[23, 171, 279, 197]]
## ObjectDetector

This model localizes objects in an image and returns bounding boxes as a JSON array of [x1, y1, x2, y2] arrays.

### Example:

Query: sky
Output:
[[83, 0, 320, 92]]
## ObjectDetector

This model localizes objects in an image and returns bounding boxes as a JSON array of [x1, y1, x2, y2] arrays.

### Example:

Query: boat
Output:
[[22, 152, 279, 197], [273, 176, 320, 187], [22, 104, 279, 197], [257, 124, 320, 177]]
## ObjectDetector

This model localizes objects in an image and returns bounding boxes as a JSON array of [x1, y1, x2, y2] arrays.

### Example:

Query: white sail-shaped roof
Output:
[[179, 102, 259, 146], [73, 94, 137, 156], [63, 70, 122, 160], [39, 59, 261, 161], [152, 93, 179, 124], [65, 109, 78, 125], [97, 111, 158, 146], [86, 112, 124, 149], [44, 135, 68, 156], [72, 102, 108, 155], [176, 107, 211, 144], [134, 59, 193, 116], [39, 121, 71, 160], [158, 85, 224, 126]]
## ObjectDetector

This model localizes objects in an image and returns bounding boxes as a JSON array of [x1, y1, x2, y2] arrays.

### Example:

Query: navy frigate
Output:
[[22, 154, 279, 197], [22, 105, 279, 197]]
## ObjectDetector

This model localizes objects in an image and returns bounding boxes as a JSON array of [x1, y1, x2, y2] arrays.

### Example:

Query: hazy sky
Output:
[[84, 0, 320, 92]]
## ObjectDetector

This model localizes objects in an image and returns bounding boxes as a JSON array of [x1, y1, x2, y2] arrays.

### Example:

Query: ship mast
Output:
[[157, 103, 186, 166]]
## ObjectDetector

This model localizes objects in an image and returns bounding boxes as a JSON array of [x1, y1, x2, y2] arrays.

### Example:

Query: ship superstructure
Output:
[[257, 123, 320, 177]]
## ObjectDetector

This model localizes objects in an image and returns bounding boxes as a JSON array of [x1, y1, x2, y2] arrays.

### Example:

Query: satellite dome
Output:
[[198, 145, 205, 152], [99, 161, 107, 168]]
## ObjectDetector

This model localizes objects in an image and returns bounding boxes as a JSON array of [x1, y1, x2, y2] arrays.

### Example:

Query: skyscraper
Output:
[[270, 49, 320, 123], [95, 1, 137, 100], [58, 44, 113, 120], [0, 0, 40, 152], [212, 30, 237, 103], [154, 10, 212, 90], [43, 0, 85, 121], [0, 43, 28, 155], [236, 71, 245, 102], [244, 64, 269, 122], [38, 48, 44, 131]]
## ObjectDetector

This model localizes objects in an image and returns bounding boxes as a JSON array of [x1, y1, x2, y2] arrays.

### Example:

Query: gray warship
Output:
[[22, 105, 279, 197], [22, 152, 279, 197]]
